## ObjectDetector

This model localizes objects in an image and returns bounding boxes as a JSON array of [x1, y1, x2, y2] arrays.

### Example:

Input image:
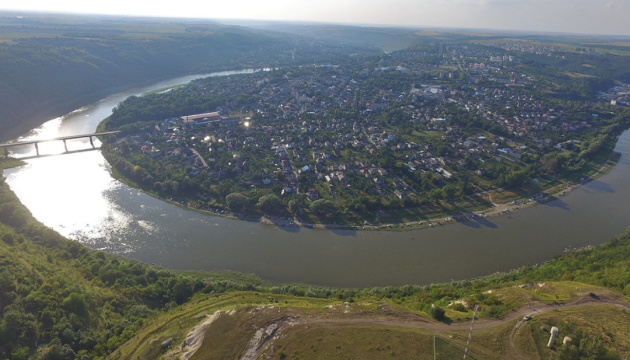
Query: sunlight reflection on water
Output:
[[4, 151, 135, 253]]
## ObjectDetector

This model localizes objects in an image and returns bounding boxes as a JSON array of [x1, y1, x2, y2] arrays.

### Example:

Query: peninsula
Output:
[[100, 33, 630, 228]]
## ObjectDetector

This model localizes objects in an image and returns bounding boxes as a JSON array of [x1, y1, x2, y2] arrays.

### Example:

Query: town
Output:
[[102, 40, 630, 225]]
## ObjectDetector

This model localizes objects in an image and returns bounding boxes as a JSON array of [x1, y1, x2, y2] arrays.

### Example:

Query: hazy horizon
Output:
[[1, 0, 629, 37]]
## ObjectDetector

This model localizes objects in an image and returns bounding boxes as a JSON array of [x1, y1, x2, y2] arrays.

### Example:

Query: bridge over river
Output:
[[0, 131, 120, 157]]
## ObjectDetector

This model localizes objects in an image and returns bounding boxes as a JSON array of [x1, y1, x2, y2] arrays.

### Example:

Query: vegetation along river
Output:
[[4, 70, 630, 288]]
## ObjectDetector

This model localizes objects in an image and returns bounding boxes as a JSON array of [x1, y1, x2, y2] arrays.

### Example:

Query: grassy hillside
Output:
[[113, 287, 630, 360], [110, 206, 630, 359]]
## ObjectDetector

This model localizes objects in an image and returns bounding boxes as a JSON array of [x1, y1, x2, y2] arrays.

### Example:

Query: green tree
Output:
[[62, 293, 88, 319], [172, 279, 193, 304], [443, 185, 457, 199], [540, 154, 559, 175], [226, 192, 249, 213], [310, 199, 337, 216], [288, 199, 299, 214], [429, 306, 446, 321], [257, 194, 284, 215], [429, 188, 444, 201]]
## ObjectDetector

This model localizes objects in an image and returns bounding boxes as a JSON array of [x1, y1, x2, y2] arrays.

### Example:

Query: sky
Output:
[[2, 0, 629, 36]]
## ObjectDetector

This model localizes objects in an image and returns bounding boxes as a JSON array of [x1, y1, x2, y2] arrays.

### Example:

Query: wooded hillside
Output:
[[0, 12, 369, 142]]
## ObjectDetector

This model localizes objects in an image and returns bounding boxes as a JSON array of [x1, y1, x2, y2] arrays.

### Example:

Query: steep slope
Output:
[[0, 160, 265, 359]]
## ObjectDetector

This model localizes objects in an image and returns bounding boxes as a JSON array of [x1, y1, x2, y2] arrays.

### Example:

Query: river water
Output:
[[4, 71, 630, 288]]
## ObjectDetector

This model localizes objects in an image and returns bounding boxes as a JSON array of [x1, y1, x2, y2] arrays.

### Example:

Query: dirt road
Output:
[[241, 293, 630, 360]]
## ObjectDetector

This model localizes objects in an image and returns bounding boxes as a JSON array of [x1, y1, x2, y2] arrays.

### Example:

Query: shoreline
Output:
[[91, 149, 621, 233], [3, 143, 619, 233]]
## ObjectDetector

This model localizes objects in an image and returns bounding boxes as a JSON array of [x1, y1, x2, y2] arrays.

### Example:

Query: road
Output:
[[190, 148, 209, 168]]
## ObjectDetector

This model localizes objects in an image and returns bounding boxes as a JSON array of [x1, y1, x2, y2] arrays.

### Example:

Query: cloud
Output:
[[2, 0, 629, 35]]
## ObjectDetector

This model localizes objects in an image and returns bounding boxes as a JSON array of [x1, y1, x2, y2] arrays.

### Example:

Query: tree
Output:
[[288, 199, 299, 214], [225, 193, 249, 213], [428, 188, 444, 201], [443, 185, 457, 199], [310, 199, 337, 216], [540, 155, 559, 175], [429, 306, 446, 321], [62, 293, 88, 319], [257, 194, 284, 215], [505, 171, 527, 188], [171, 279, 193, 304]]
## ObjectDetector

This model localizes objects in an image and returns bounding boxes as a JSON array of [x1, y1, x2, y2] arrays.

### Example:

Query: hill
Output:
[[1, 156, 630, 359], [0, 11, 374, 142], [0, 159, 271, 359], [111, 289, 630, 360]]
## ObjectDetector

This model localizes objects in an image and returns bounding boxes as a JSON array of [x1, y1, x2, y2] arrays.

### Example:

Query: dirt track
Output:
[[239, 293, 630, 360], [306, 293, 630, 332], [115, 292, 630, 360]]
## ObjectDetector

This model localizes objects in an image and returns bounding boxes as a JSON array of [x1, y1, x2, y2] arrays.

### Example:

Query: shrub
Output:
[[430, 306, 446, 321]]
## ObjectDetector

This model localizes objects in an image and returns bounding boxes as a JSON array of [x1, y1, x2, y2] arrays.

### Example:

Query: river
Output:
[[3, 71, 630, 288]]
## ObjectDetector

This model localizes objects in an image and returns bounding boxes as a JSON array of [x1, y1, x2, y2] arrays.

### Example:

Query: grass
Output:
[[489, 179, 558, 204], [112, 281, 630, 359], [411, 129, 446, 140], [190, 307, 266, 360], [110, 292, 341, 360], [524, 281, 597, 303], [471, 320, 525, 359], [269, 326, 435, 360], [561, 149, 620, 184], [0, 156, 26, 170], [528, 306, 630, 359], [435, 335, 487, 360]]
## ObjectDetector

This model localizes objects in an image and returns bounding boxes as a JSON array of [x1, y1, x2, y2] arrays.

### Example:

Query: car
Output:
[[523, 315, 532, 321]]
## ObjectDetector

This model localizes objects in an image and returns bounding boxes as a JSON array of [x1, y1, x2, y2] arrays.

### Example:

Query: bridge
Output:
[[0, 131, 120, 157]]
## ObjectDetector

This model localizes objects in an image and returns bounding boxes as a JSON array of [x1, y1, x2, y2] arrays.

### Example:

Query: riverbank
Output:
[[1, 66, 261, 143], [4, 141, 620, 235], [358, 150, 622, 232], [99, 146, 622, 233], [0, 75, 191, 143], [0, 157, 26, 170], [224, 150, 621, 232], [7, 126, 630, 287]]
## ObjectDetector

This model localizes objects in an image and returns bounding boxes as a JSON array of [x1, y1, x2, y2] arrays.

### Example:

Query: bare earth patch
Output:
[[165, 310, 225, 360]]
